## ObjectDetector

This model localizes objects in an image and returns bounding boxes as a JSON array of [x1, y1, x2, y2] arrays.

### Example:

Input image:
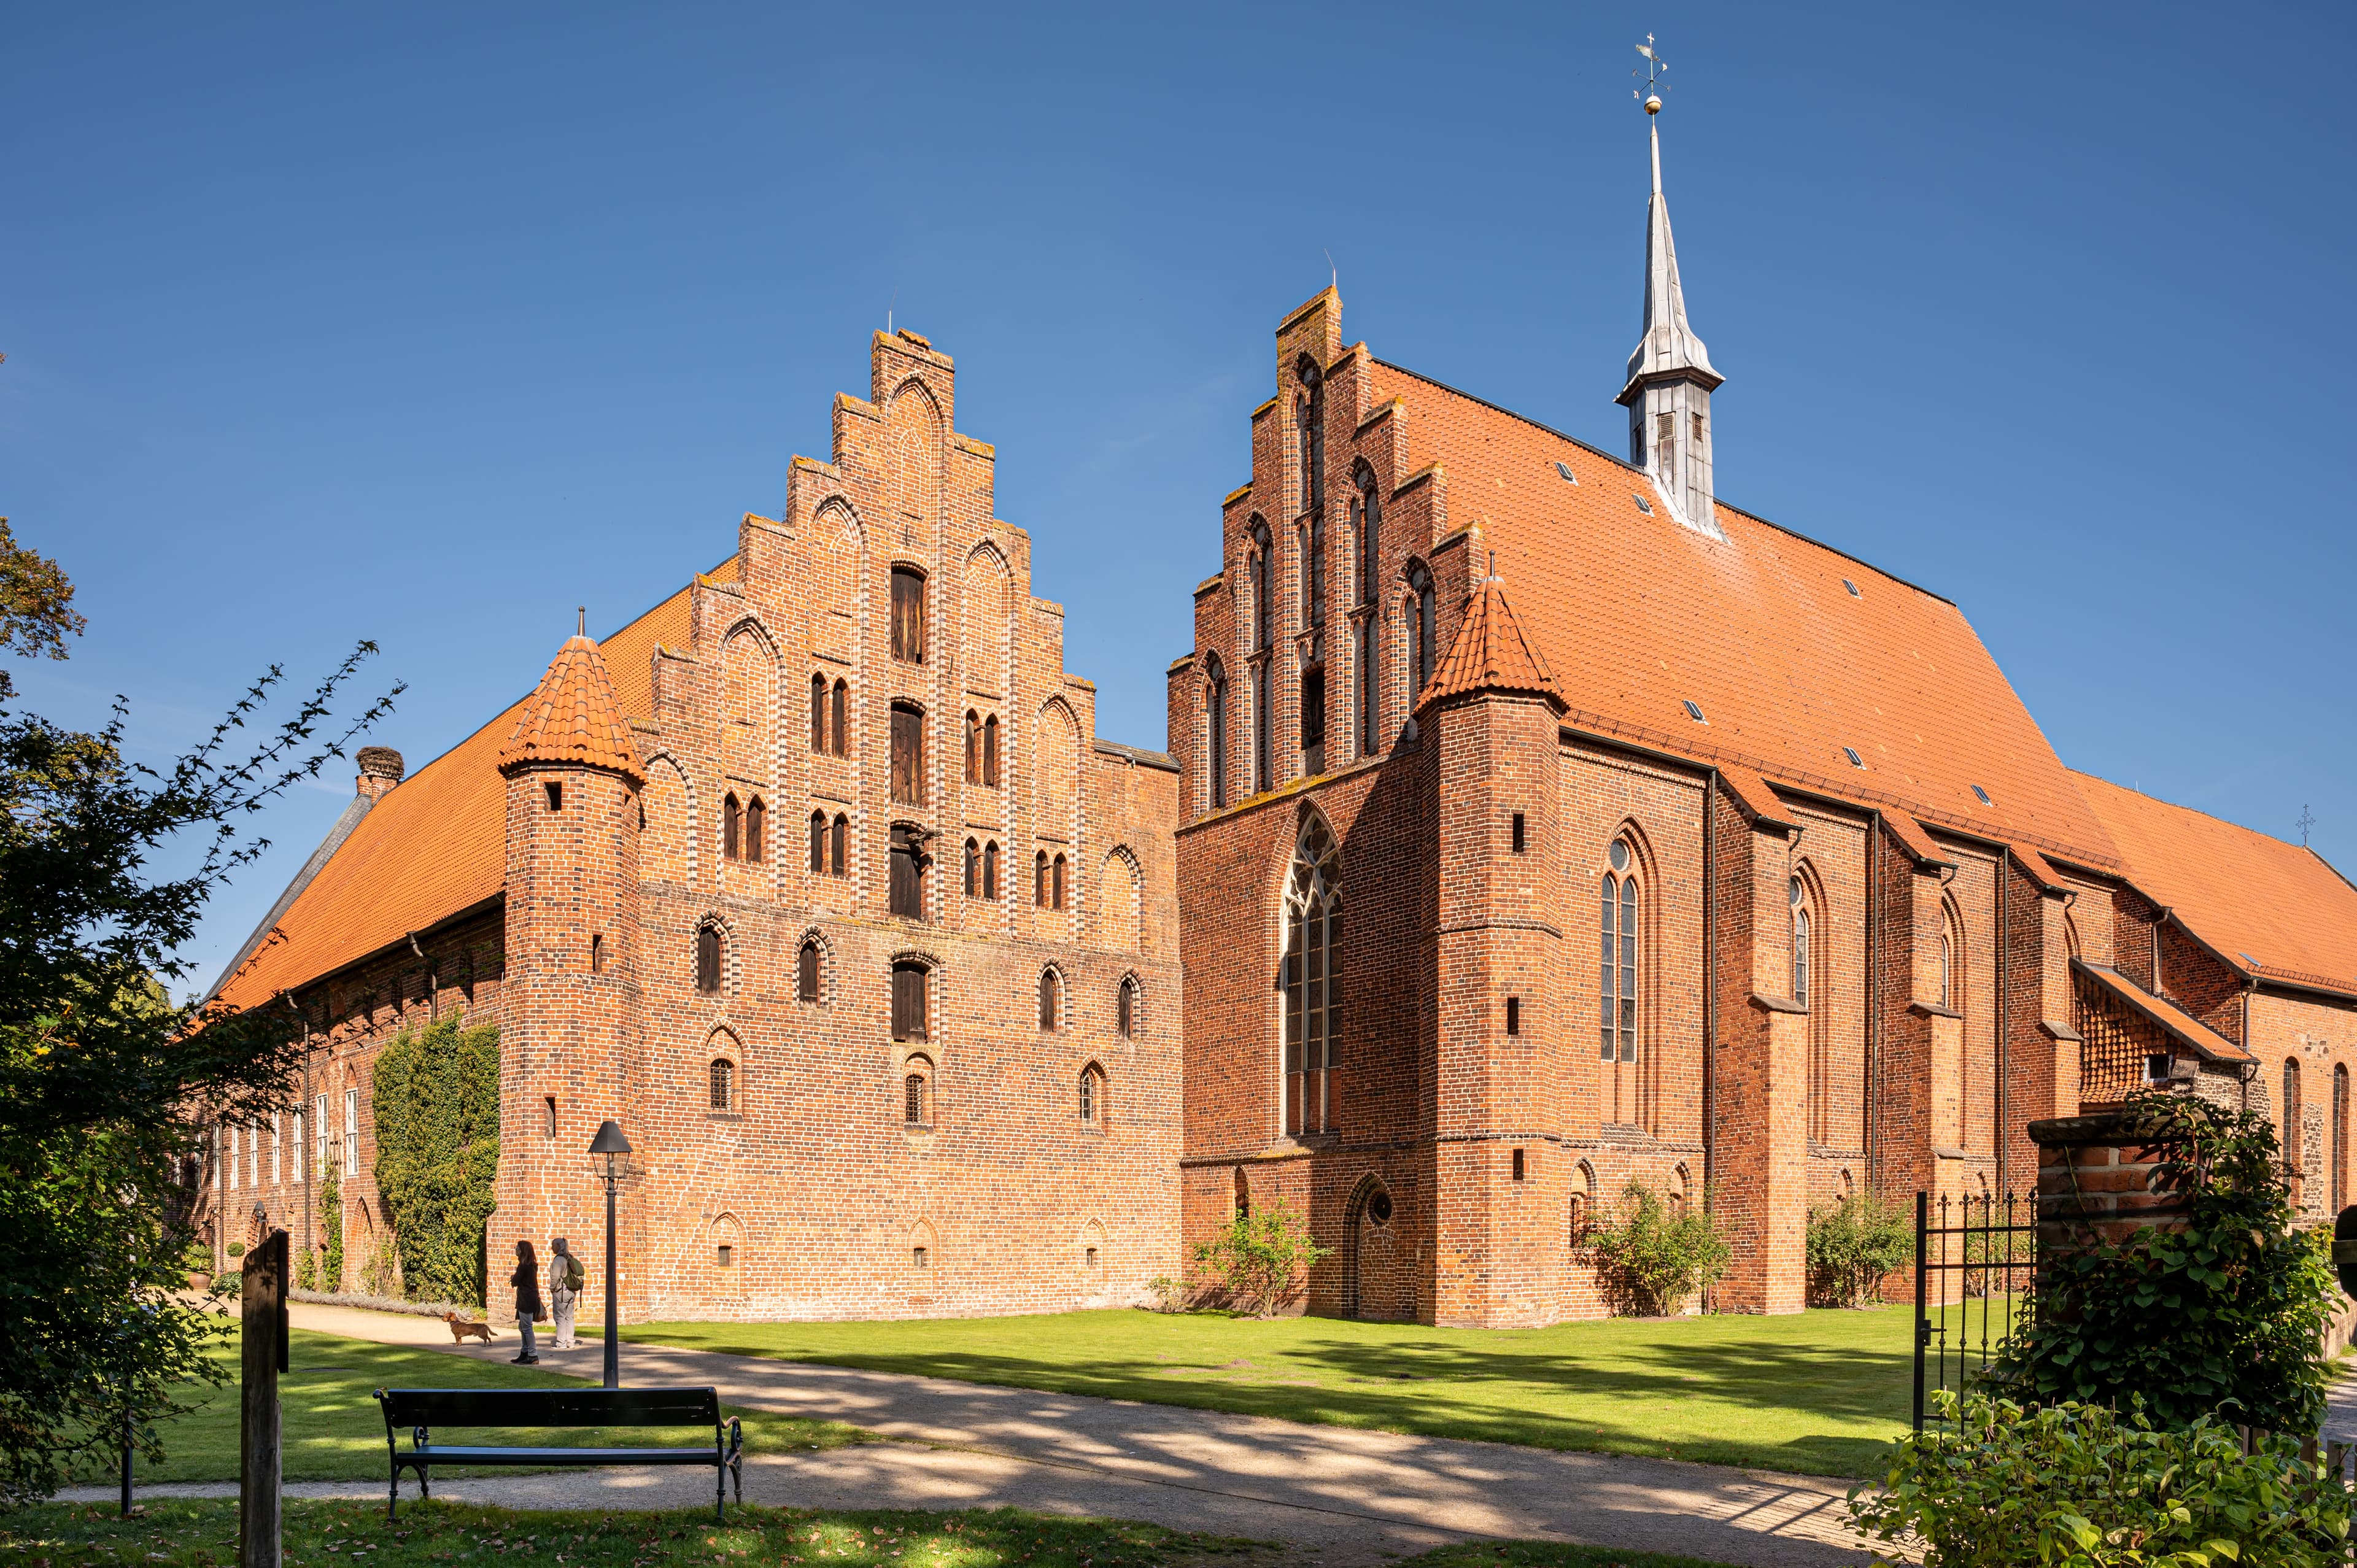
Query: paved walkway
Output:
[[68, 1303, 1876, 1567]]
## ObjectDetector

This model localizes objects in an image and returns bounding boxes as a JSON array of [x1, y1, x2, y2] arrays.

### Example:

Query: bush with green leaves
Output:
[[1992, 1089, 2336, 1434], [371, 1016, 500, 1308], [1189, 1197, 1330, 1318], [319, 1166, 343, 1292], [1850, 1389, 2353, 1567], [1584, 1180, 1730, 1316], [1806, 1191, 1912, 1308]]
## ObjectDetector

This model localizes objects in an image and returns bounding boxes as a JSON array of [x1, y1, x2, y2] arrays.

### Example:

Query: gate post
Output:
[[1912, 1190, 1928, 1433]]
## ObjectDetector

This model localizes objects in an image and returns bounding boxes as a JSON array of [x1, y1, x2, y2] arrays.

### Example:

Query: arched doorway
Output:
[[1345, 1178, 1408, 1321]]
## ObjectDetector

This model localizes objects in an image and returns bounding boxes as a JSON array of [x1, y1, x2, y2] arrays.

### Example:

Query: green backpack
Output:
[[564, 1256, 586, 1291]]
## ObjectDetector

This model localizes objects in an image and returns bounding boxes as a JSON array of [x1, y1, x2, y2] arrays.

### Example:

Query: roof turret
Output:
[[499, 631, 644, 783], [1417, 572, 1566, 716]]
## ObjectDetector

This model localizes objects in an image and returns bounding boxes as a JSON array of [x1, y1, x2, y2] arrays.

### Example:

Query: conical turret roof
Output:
[[499, 633, 644, 782], [1417, 575, 1566, 716]]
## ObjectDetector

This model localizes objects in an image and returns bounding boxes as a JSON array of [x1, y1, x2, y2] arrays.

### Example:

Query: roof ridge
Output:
[[2069, 767, 2309, 854]]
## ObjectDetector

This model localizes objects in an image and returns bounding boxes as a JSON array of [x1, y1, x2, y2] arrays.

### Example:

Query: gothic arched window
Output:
[[1283, 813, 1343, 1136], [2283, 1057, 2303, 1191], [1295, 358, 1324, 531], [1204, 653, 1228, 810], [797, 939, 821, 1003], [744, 797, 764, 863], [708, 1058, 735, 1112], [830, 813, 848, 877], [1599, 840, 1638, 1062], [1248, 518, 1273, 654], [811, 673, 829, 753], [695, 924, 722, 996], [1052, 852, 1067, 911], [1355, 466, 1381, 605], [1034, 849, 1050, 908], [809, 810, 827, 873], [983, 840, 1000, 902], [722, 793, 742, 860], [1406, 563, 1436, 698], [1079, 1063, 1105, 1125], [830, 679, 849, 757], [964, 837, 981, 898], [1118, 976, 1139, 1039], [1791, 876, 1811, 1011], [965, 711, 983, 785], [983, 713, 999, 787], [1039, 968, 1061, 1030]]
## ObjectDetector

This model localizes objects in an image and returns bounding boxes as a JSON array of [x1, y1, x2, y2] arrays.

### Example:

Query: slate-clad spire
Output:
[[1615, 110, 1724, 539]]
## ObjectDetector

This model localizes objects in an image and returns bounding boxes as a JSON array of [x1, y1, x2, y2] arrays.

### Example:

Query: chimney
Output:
[[356, 746, 405, 802]]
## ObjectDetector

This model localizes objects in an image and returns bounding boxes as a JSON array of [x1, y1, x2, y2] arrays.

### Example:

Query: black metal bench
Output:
[[374, 1386, 743, 1521]]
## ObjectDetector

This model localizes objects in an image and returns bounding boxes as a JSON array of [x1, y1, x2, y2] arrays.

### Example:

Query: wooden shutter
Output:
[[891, 569, 925, 663], [892, 964, 927, 1041], [891, 706, 923, 804]]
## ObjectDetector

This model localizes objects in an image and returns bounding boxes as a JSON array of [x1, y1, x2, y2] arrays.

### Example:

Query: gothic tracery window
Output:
[[1204, 654, 1228, 810], [1283, 813, 1343, 1136], [1599, 840, 1638, 1063]]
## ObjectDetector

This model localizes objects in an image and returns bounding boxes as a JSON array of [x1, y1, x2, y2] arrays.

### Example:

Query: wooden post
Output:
[[240, 1230, 288, 1568]]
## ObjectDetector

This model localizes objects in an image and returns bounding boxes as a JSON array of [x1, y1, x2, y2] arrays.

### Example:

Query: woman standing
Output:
[[509, 1239, 544, 1364], [547, 1237, 581, 1350]]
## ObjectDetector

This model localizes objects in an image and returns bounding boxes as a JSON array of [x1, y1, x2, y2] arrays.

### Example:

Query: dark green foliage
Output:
[[1994, 1090, 2338, 1434], [1851, 1390, 2353, 1566], [1584, 1181, 1731, 1316], [372, 1017, 500, 1307], [0, 609, 397, 1504], [319, 1165, 344, 1291], [1805, 1191, 1913, 1308]]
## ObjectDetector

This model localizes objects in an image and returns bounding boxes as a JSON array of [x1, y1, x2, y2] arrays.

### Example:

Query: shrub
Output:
[[319, 1167, 343, 1292], [371, 1017, 500, 1307], [1144, 1275, 1191, 1314], [1190, 1197, 1329, 1318], [1993, 1089, 2337, 1434], [1805, 1192, 1912, 1308], [1585, 1180, 1730, 1316], [1850, 1390, 2353, 1567], [293, 1248, 315, 1292], [224, 1242, 244, 1259]]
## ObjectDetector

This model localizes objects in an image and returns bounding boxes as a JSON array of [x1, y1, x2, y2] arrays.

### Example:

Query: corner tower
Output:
[[495, 622, 646, 1316], [1614, 85, 1723, 539]]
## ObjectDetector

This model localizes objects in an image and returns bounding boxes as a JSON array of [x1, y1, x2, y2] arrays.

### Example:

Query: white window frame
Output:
[[344, 1088, 358, 1175]]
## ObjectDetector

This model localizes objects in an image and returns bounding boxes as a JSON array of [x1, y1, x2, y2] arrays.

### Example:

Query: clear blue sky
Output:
[[4, 2, 2351, 994]]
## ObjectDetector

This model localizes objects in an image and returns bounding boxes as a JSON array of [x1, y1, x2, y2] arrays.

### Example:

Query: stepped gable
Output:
[[2073, 769, 2357, 1000], [1417, 574, 1565, 714], [1365, 359, 2122, 874], [500, 632, 643, 783], [212, 561, 733, 1010]]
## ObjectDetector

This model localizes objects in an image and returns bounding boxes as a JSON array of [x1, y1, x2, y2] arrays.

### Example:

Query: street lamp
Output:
[[587, 1119, 632, 1389]]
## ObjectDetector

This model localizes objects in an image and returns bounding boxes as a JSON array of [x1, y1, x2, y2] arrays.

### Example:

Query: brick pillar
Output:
[[1710, 786, 1808, 1313], [2002, 855, 2081, 1191], [2028, 1111, 2190, 1264]]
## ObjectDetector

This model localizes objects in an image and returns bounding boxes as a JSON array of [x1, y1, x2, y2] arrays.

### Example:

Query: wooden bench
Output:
[[374, 1386, 743, 1521]]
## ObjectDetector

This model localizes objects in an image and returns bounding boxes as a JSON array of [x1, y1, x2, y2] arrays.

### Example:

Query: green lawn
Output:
[[614, 1305, 1916, 1478], [4, 1497, 1749, 1568], [79, 1329, 868, 1485]]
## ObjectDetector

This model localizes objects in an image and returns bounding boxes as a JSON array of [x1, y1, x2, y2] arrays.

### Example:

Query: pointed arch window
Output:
[[830, 813, 848, 877], [708, 1057, 735, 1113], [831, 680, 849, 757], [1283, 813, 1343, 1136], [1599, 840, 1638, 1062], [722, 794, 742, 860], [1078, 1063, 1105, 1125], [983, 840, 1000, 901], [744, 797, 764, 863], [965, 712, 983, 785], [811, 674, 829, 753], [810, 810, 827, 873], [1118, 976, 1139, 1039], [964, 838, 981, 898], [1295, 359, 1324, 531], [1039, 969, 1061, 1030], [797, 939, 822, 1003], [1248, 519, 1272, 654], [1204, 654, 1228, 810], [696, 924, 723, 996], [2283, 1057, 2302, 1191], [983, 714, 999, 787], [1406, 564, 1436, 698], [1034, 850, 1050, 908], [1355, 466, 1381, 605], [1791, 877, 1811, 1009], [1053, 852, 1067, 911]]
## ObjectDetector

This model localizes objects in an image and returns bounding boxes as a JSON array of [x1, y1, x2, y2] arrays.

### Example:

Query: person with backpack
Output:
[[548, 1236, 584, 1350]]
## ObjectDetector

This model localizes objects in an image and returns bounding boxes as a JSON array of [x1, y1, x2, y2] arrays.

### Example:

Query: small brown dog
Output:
[[444, 1313, 495, 1345]]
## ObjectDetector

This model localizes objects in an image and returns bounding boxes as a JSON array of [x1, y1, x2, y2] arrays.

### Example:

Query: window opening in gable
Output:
[[1039, 969, 1061, 1030], [696, 925, 722, 995], [1204, 655, 1229, 810], [891, 964, 929, 1042], [890, 704, 925, 804], [1079, 1064, 1104, 1124], [811, 673, 828, 752], [797, 939, 821, 1002], [889, 825, 926, 919], [983, 840, 1000, 901], [745, 797, 764, 863], [831, 813, 848, 876], [983, 714, 999, 787], [722, 794, 741, 860], [1118, 976, 1138, 1038], [831, 679, 849, 757], [891, 566, 926, 663]]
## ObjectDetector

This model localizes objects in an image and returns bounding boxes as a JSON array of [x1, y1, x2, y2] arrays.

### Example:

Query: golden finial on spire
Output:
[[1634, 34, 1667, 115]]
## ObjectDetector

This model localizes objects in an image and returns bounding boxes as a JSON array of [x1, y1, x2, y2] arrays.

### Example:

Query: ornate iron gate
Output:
[[1912, 1191, 2038, 1432]]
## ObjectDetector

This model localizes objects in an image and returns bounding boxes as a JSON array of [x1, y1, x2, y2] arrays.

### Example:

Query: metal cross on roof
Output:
[[2300, 803, 2316, 848]]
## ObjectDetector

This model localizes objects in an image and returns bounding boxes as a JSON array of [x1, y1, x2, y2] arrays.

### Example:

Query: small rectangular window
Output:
[[543, 1097, 557, 1138], [1300, 666, 1325, 749], [1511, 812, 1526, 852], [912, 1246, 929, 1269], [716, 1245, 733, 1267], [1506, 996, 1521, 1035], [1511, 1148, 1527, 1181], [889, 826, 924, 919], [544, 781, 563, 812], [589, 933, 603, 974]]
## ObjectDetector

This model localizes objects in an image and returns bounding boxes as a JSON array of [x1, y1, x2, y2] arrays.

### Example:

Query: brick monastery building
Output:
[[206, 115, 2357, 1326]]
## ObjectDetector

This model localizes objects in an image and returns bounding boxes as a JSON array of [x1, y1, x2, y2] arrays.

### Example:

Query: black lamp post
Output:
[[588, 1119, 632, 1389]]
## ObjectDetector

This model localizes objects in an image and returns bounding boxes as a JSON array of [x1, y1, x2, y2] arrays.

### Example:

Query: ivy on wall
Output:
[[319, 1165, 343, 1291], [371, 1016, 500, 1308]]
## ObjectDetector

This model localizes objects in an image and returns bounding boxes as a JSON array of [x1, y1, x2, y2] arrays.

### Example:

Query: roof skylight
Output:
[[1554, 461, 1579, 485], [1683, 700, 1706, 724], [1843, 579, 1861, 598], [1971, 784, 1992, 806], [1631, 493, 1654, 516], [1843, 746, 1865, 769]]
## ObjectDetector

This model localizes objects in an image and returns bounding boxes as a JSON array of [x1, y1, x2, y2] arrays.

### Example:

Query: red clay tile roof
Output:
[[2075, 959, 2253, 1063], [499, 634, 644, 783], [2010, 842, 2069, 895], [1366, 361, 2123, 875], [2072, 770, 2357, 1000], [1418, 576, 1565, 714], [214, 566, 730, 1011], [1714, 763, 1792, 832]]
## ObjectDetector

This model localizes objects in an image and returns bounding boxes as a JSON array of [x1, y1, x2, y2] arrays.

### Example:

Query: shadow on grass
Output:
[[619, 1311, 1913, 1478]]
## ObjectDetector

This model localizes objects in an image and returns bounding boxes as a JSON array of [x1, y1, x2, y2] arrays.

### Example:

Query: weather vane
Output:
[[1633, 34, 1668, 115], [2299, 804, 2316, 848]]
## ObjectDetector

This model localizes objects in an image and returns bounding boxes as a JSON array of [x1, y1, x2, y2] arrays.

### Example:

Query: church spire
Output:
[[1615, 40, 1723, 539]]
